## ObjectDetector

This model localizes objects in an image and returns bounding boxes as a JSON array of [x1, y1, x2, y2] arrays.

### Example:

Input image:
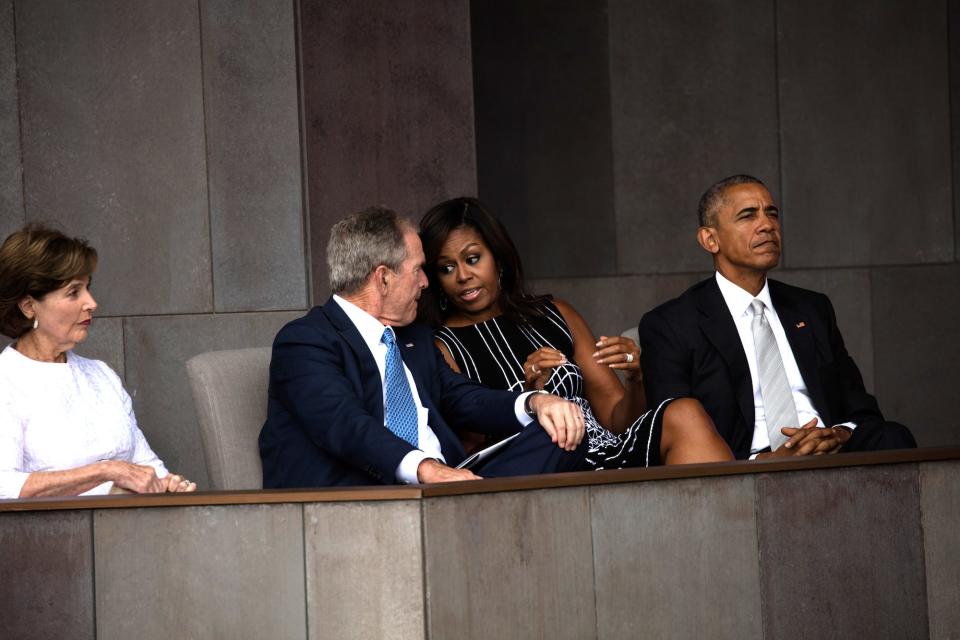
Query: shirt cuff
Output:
[[0, 470, 30, 499], [515, 392, 536, 427], [396, 450, 445, 485], [835, 421, 857, 431]]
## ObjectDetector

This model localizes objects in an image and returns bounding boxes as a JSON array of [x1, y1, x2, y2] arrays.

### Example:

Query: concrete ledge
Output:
[[1, 448, 957, 639]]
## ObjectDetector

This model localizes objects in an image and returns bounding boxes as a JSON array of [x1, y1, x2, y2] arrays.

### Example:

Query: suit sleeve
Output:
[[819, 296, 884, 426], [429, 341, 524, 438], [270, 322, 415, 482], [639, 309, 694, 407]]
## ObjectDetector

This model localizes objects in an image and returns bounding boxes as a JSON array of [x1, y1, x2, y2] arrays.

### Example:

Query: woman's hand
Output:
[[162, 473, 197, 493], [523, 347, 567, 391], [103, 460, 166, 493], [593, 336, 642, 383]]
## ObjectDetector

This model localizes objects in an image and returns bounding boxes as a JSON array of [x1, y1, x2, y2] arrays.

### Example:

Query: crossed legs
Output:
[[659, 398, 733, 464]]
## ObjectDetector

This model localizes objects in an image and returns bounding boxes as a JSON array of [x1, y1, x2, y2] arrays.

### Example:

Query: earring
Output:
[[32, 317, 38, 330], [439, 293, 448, 312], [498, 269, 503, 290]]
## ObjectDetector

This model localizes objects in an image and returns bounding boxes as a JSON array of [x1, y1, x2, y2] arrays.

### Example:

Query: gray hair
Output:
[[327, 207, 414, 295], [697, 174, 767, 227]]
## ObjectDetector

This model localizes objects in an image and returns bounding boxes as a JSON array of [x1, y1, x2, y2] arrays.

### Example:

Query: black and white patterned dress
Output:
[[436, 301, 673, 469]]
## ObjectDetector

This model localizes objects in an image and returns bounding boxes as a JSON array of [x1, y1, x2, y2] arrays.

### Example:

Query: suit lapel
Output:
[[395, 328, 429, 399], [769, 281, 829, 423], [320, 298, 386, 423], [697, 279, 755, 431]]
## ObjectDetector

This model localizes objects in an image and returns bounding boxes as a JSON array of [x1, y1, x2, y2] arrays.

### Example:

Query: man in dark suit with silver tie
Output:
[[259, 207, 587, 487], [639, 175, 916, 460]]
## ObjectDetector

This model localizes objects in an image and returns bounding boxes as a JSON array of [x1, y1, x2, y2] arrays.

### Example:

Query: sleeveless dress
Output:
[[436, 301, 673, 469]]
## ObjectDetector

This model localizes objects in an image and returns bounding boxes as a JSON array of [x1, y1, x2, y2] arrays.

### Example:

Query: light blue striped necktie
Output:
[[381, 326, 419, 447], [751, 299, 800, 450]]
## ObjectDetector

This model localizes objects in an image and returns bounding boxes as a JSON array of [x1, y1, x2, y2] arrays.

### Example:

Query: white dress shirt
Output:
[[333, 296, 533, 484], [714, 272, 827, 454]]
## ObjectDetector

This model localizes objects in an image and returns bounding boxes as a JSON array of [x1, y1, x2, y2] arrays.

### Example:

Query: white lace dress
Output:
[[0, 345, 168, 498]]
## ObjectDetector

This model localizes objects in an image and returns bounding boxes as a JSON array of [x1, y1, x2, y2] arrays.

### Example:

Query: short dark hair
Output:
[[697, 174, 767, 227], [418, 197, 549, 327], [327, 207, 415, 295], [0, 224, 98, 339]]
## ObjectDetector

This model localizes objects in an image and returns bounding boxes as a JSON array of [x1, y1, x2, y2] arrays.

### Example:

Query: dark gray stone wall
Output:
[[299, 0, 476, 301], [472, 0, 616, 278], [473, 0, 959, 448], [4, 0, 306, 487], [0, 0, 23, 241]]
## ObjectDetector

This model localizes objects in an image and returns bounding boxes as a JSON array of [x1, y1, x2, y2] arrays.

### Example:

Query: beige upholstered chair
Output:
[[186, 347, 271, 490]]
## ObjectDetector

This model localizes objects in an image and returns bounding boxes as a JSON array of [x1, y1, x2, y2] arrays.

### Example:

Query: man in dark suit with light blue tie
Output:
[[259, 207, 587, 487], [639, 175, 916, 460]]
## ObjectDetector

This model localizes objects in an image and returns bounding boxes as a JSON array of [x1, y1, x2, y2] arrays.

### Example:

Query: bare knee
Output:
[[663, 398, 709, 431]]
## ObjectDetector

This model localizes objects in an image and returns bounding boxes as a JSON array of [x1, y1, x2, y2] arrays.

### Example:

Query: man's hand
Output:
[[416, 458, 481, 483], [755, 418, 848, 459], [528, 393, 585, 452]]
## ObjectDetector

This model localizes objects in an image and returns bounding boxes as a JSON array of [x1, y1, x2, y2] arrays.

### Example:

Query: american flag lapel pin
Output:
[[795, 321, 806, 329]]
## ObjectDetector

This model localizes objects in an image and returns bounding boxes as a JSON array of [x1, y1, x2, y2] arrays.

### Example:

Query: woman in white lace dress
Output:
[[0, 224, 196, 498]]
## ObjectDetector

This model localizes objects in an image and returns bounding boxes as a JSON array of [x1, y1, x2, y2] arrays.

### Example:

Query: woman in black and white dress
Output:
[[419, 198, 732, 469]]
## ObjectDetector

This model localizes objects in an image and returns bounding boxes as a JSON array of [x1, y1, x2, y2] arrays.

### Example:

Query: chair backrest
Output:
[[186, 347, 271, 490]]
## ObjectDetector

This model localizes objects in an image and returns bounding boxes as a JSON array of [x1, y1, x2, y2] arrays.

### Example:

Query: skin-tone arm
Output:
[[435, 339, 462, 374], [528, 300, 645, 435], [436, 338, 584, 451], [18, 461, 196, 498]]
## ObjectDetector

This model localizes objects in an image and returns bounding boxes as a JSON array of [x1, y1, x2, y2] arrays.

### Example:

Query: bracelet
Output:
[[524, 390, 549, 417]]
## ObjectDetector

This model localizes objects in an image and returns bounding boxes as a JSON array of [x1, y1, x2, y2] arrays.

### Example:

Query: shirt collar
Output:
[[333, 294, 390, 353], [715, 271, 773, 319]]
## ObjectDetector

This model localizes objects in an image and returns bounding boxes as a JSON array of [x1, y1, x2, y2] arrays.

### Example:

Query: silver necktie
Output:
[[751, 299, 800, 450]]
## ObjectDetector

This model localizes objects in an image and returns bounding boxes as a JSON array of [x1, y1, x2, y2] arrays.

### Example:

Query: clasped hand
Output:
[[522, 347, 566, 390], [106, 460, 197, 493], [756, 418, 851, 459]]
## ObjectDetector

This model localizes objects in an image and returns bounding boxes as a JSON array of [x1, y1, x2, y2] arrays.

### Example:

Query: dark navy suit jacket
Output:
[[259, 298, 523, 488], [639, 277, 884, 459]]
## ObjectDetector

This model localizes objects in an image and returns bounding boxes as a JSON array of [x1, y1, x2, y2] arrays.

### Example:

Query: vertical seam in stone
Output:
[[865, 267, 875, 389], [121, 316, 130, 391], [602, 0, 623, 276], [948, 0, 959, 263], [89, 511, 98, 639], [600, 0, 618, 279], [300, 503, 310, 639], [587, 486, 600, 639], [419, 498, 430, 640], [915, 462, 933, 636], [753, 474, 769, 640], [463, 0, 479, 197], [773, 0, 786, 268], [292, 0, 313, 307], [197, 0, 217, 314], [11, 0, 26, 224]]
